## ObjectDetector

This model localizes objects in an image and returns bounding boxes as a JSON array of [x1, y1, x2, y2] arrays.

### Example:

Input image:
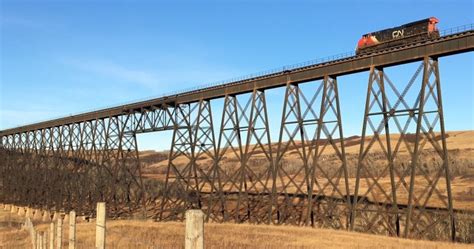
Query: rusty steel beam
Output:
[[1, 30, 472, 137]]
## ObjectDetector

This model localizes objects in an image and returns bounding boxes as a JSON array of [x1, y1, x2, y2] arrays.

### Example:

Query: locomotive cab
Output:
[[428, 17, 439, 32], [356, 34, 380, 53]]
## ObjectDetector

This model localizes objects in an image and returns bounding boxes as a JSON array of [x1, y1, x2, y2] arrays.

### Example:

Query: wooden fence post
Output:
[[26, 207, 33, 218], [96, 202, 106, 249], [185, 210, 204, 249], [33, 209, 42, 221], [57, 217, 63, 249], [35, 231, 40, 249], [43, 211, 52, 222], [25, 217, 36, 248], [68, 211, 76, 249], [39, 232, 44, 249], [43, 231, 48, 249], [32, 227, 37, 249], [18, 206, 25, 216], [49, 222, 55, 249]]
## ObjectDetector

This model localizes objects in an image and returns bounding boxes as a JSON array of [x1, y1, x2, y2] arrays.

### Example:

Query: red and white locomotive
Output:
[[356, 17, 440, 54]]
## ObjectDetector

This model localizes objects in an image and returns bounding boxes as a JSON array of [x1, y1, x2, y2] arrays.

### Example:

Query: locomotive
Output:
[[356, 17, 440, 54]]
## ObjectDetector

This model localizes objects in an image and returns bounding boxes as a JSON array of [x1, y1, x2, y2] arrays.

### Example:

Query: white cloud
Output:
[[60, 58, 160, 89], [58, 57, 246, 95]]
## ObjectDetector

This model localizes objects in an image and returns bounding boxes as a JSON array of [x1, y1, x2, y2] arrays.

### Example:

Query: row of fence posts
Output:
[[1, 202, 106, 249], [2, 203, 204, 249]]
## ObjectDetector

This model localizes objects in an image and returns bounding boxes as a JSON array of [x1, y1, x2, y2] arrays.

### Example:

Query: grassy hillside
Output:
[[0, 209, 472, 249], [140, 130, 474, 210]]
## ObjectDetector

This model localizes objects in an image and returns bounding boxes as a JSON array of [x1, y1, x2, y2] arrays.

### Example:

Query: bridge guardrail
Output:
[[440, 23, 474, 36]]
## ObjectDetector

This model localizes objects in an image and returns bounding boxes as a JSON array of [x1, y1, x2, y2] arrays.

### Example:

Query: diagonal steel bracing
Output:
[[0, 54, 461, 242], [0, 115, 147, 217], [351, 57, 454, 240], [274, 76, 350, 228]]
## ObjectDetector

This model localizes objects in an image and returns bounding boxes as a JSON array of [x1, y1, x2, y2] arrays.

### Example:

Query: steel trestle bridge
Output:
[[1, 25, 473, 241]]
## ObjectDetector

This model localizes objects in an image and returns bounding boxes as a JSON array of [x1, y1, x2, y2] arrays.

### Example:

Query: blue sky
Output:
[[1, 0, 473, 151]]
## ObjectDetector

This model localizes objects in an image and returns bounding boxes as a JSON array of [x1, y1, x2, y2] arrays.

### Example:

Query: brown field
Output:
[[1, 131, 472, 248], [0, 209, 472, 249], [141, 130, 474, 210]]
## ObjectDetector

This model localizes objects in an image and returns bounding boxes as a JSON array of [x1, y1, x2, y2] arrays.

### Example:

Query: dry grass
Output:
[[2, 131, 472, 248], [142, 131, 474, 171], [0, 211, 31, 248], [1, 210, 472, 249], [141, 130, 474, 211]]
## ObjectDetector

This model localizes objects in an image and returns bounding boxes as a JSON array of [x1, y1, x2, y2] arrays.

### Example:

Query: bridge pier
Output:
[[274, 75, 350, 228], [351, 57, 454, 240]]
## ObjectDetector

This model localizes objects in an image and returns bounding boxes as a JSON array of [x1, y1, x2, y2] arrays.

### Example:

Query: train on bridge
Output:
[[356, 17, 440, 54]]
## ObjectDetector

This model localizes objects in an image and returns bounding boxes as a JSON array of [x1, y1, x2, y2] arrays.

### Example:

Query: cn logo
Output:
[[392, 29, 405, 38]]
